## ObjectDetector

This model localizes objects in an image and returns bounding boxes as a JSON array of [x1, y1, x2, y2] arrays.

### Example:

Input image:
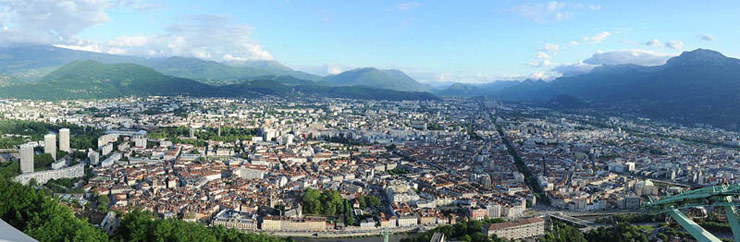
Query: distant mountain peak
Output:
[[666, 48, 736, 67], [323, 67, 428, 92]]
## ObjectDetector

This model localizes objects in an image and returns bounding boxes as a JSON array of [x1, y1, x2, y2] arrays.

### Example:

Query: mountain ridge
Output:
[[0, 60, 438, 101], [322, 67, 430, 92], [494, 48, 740, 129]]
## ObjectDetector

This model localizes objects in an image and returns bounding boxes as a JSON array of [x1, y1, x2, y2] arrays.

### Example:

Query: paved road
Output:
[[265, 225, 435, 238]]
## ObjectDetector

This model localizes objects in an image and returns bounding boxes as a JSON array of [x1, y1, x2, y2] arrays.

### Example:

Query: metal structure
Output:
[[643, 184, 740, 242], [380, 228, 390, 242]]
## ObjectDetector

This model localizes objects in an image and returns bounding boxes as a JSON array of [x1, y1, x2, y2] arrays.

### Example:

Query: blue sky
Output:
[[1, 0, 739, 83]]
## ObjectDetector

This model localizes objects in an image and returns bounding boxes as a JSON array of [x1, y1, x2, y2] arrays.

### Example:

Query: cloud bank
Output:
[[552, 49, 676, 76], [0, 0, 273, 62]]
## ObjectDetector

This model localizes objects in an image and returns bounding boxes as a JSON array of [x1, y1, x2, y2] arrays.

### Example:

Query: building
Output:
[[260, 216, 326, 232], [101, 143, 113, 156], [51, 159, 66, 170], [59, 128, 71, 153], [101, 152, 121, 167], [260, 216, 281, 231], [134, 136, 147, 149], [281, 216, 326, 231], [20, 143, 34, 174], [88, 149, 100, 165], [360, 218, 376, 228], [44, 134, 57, 160], [487, 203, 502, 218], [212, 210, 259, 231], [469, 207, 487, 220], [13, 163, 84, 185], [99, 211, 119, 234], [397, 214, 418, 227], [97, 134, 119, 148], [235, 167, 265, 180], [483, 217, 545, 240]]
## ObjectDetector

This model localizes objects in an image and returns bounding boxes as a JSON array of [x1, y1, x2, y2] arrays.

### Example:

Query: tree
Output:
[[301, 189, 345, 217], [115, 209, 287, 242], [96, 194, 110, 211], [367, 195, 381, 207], [301, 188, 322, 214], [344, 200, 354, 225], [0, 177, 109, 242], [34, 153, 55, 171]]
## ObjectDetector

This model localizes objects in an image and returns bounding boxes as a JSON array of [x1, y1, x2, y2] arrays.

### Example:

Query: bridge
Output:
[[643, 184, 740, 242], [548, 212, 592, 228]]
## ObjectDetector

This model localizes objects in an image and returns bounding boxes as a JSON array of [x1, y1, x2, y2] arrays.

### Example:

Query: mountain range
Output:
[[455, 49, 740, 129], [0, 60, 437, 101], [3, 45, 740, 129], [0, 45, 428, 92], [0, 45, 439, 101], [322, 67, 430, 92]]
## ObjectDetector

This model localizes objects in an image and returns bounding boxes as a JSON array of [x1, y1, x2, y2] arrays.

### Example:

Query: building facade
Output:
[[484, 217, 545, 240], [59, 128, 71, 153], [20, 143, 34, 174]]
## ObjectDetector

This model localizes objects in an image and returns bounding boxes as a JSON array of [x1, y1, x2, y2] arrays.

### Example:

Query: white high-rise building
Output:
[[59, 128, 71, 153], [44, 134, 57, 160], [88, 149, 100, 165], [20, 143, 34, 174]]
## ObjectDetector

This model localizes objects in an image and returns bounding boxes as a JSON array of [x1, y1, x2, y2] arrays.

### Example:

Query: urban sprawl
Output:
[[2, 96, 739, 240]]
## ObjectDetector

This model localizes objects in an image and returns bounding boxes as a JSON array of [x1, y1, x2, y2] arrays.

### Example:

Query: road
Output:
[[264, 225, 435, 239]]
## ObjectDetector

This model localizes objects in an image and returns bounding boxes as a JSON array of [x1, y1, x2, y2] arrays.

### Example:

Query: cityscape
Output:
[[2, 1, 740, 242]]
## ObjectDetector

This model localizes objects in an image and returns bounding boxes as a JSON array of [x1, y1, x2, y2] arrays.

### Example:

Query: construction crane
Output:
[[643, 184, 740, 242]]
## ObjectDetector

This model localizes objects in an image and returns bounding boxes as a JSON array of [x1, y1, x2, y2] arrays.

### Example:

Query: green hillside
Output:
[[0, 60, 214, 99], [323, 68, 430, 92], [0, 60, 438, 101]]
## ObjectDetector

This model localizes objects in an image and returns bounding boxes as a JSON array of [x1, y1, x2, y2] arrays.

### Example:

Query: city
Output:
[[2, 1, 740, 242], [2, 95, 740, 241]]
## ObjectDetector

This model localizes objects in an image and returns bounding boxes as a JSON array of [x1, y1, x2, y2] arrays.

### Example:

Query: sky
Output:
[[0, 0, 738, 84]]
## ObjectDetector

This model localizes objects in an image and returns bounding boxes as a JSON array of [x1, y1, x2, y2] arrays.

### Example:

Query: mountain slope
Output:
[[497, 49, 740, 129], [147, 57, 273, 82], [322, 68, 429, 92], [0, 60, 215, 99], [436, 81, 520, 97], [0, 60, 438, 101], [238, 60, 321, 81], [0, 45, 320, 83]]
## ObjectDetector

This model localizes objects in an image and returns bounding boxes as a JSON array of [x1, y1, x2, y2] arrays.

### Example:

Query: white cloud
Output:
[[0, 1, 273, 62], [509, 1, 569, 23], [529, 71, 559, 80], [544, 43, 560, 56], [698, 34, 715, 41], [113, 0, 163, 12], [552, 49, 677, 76], [535, 43, 559, 60], [569, 41, 579, 45], [552, 61, 598, 76], [508, 1, 601, 23], [0, 0, 112, 45], [584, 49, 675, 66], [665, 40, 683, 50], [527, 59, 552, 67], [107, 35, 149, 47], [583, 31, 611, 43], [535, 52, 550, 59], [326, 64, 354, 75], [56, 15, 273, 61], [397, 2, 420, 11], [53, 43, 104, 53], [644, 38, 662, 47]]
